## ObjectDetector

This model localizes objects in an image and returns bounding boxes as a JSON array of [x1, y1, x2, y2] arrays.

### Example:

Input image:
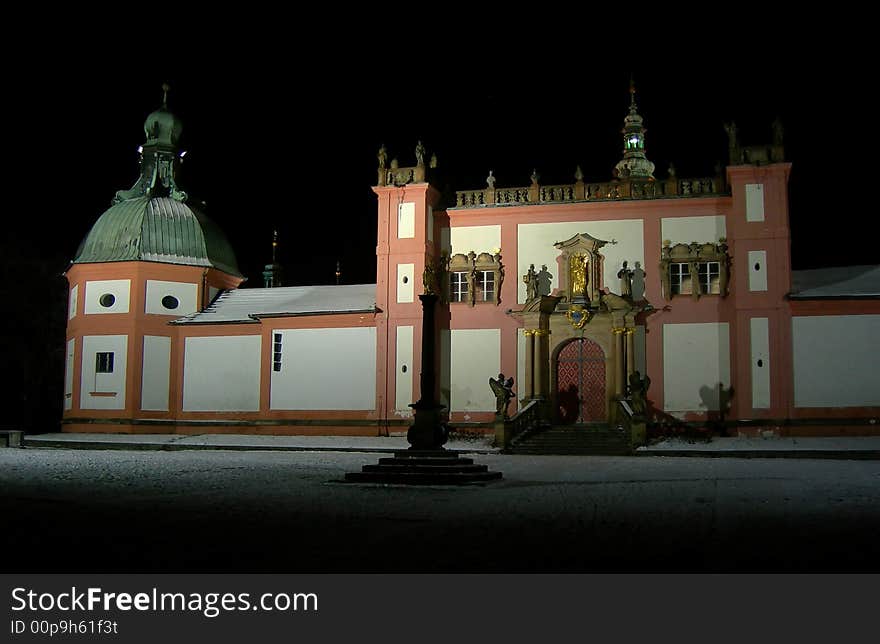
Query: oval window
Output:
[[401, 365, 408, 373], [402, 276, 409, 284], [162, 295, 180, 310], [99, 293, 116, 308]]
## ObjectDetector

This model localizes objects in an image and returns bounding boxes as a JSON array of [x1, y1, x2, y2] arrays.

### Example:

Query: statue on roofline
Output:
[[523, 264, 538, 301]]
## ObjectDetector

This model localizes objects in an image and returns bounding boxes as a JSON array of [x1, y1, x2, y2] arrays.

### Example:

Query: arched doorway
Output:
[[555, 338, 606, 424]]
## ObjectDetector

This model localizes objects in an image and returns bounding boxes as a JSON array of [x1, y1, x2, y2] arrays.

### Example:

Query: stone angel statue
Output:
[[489, 373, 515, 419], [628, 371, 651, 417]]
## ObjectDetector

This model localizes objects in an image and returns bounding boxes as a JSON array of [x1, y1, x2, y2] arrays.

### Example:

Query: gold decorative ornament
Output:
[[566, 304, 590, 329]]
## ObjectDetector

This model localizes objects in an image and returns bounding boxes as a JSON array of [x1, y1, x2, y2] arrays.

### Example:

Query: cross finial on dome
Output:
[[629, 74, 637, 112], [162, 83, 170, 108]]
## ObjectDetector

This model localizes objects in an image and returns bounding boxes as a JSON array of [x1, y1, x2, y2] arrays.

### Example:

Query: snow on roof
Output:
[[790, 265, 880, 299], [173, 284, 378, 324]]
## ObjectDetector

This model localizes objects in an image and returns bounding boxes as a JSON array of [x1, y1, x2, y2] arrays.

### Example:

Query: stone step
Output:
[[362, 463, 489, 474], [526, 436, 627, 445], [525, 436, 628, 445], [392, 450, 463, 459], [506, 424, 632, 456], [344, 470, 503, 485], [509, 448, 631, 456], [377, 456, 474, 466]]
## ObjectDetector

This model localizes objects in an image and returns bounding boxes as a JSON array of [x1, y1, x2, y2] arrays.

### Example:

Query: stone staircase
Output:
[[345, 450, 503, 484], [505, 423, 632, 455]]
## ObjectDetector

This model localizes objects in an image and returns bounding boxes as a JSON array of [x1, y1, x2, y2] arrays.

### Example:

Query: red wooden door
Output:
[[556, 338, 606, 423]]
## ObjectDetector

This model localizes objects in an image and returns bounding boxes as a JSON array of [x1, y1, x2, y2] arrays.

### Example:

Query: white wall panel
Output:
[[446, 225, 502, 256], [663, 323, 730, 412], [661, 215, 727, 245], [68, 284, 78, 320], [145, 280, 198, 315], [64, 338, 75, 410], [517, 220, 643, 304], [84, 279, 131, 315], [183, 336, 261, 411], [748, 250, 768, 292], [81, 335, 128, 410], [270, 327, 376, 410], [397, 263, 414, 303], [793, 315, 880, 407], [448, 329, 500, 412], [142, 336, 171, 411], [750, 318, 771, 409], [395, 325, 414, 412], [398, 202, 415, 238], [746, 184, 765, 222]]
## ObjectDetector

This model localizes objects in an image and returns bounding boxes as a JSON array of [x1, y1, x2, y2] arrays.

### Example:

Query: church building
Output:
[[61, 85, 880, 440]]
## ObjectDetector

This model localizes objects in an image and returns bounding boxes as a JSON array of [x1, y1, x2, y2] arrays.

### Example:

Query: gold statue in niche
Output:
[[569, 253, 589, 299]]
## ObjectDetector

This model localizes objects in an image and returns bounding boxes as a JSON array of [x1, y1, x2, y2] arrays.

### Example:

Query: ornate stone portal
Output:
[[518, 233, 647, 425]]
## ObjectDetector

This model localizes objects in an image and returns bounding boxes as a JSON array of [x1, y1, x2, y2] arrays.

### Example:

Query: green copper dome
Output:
[[74, 196, 241, 276], [73, 85, 241, 277]]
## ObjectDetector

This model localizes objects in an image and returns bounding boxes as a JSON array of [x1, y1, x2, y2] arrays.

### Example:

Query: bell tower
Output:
[[613, 80, 655, 181], [373, 143, 441, 427]]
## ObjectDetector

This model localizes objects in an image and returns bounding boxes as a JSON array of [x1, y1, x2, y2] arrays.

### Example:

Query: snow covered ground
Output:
[[640, 435, 880, 451], [2, 448, 879, 572]]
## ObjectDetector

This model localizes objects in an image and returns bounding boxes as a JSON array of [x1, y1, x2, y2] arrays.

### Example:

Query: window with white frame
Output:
[[698, 261, 721, 294], [669, 263, 692, 295], [476, 270, 495, 302], [450, 272, 470, 302], [660, 241, 730, 301]]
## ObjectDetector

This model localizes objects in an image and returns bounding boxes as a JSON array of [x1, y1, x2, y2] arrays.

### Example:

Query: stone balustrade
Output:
[[454, 175, 727, 208], [495, 399, 545, 449]]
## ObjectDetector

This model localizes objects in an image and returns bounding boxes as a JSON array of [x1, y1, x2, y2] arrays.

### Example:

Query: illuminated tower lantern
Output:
[[62, 85, 244, 432], [614, 80, 655, 182]]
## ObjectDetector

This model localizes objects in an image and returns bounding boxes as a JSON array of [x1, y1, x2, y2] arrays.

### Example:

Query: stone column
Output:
[[625, 328, 635, 384], [406, 294, 446, 451], [612, 328, 624, 397], [533, 330, 544, 400], [524, 329, 536, 399], [534, 329, 550, 400]]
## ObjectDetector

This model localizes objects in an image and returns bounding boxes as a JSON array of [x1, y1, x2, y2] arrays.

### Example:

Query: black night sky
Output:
[[3, 45, 874, 431], [14, 62, 874, 286]]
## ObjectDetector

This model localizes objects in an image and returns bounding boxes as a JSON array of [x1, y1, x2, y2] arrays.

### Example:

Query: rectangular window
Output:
[[476, 270, 495, 302], [699, 261, 721, 294], [95, 352, 114, 374], [670, 263, 692, 295], [273, 333, 283, 372], [450, 272, 469, 302]]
